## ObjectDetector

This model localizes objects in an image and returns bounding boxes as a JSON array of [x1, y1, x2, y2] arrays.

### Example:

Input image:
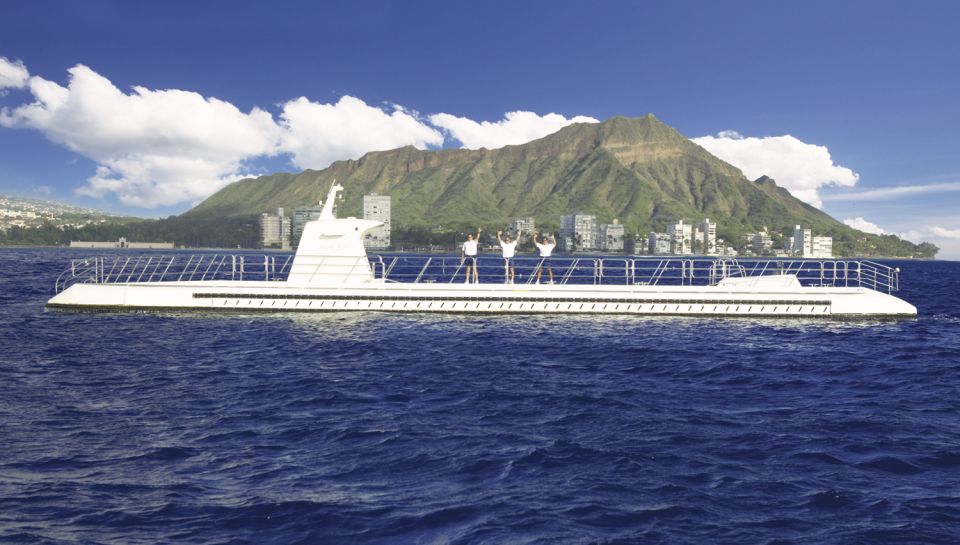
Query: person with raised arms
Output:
[[533, 231, 556, 284], [460, 227, 481, 283], [497, 229, 520, 284]]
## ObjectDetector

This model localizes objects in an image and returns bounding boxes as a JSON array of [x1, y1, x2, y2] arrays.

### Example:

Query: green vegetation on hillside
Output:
[[2, 115, 937, 258], [182, 115, 936, 257]]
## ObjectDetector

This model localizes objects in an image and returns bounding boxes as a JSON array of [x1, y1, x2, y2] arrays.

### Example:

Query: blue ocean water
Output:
[[2, 248, 960, 545]]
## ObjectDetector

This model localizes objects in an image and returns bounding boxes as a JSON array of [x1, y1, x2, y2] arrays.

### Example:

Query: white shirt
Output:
[[500, 240, 517, 259], [462, 239, 478, 256], [535, 241, 555, 257]]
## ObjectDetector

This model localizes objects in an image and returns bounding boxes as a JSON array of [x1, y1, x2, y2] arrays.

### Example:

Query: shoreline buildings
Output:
[[667, 219, 692, 255], [260, 208, 292, 250], [510, 217, 535, 239], [559, 213, 598, 252], [601, 219, 624, 251], [362, 193, 391, 249], [751, 228, 774, 256], [789, 225, 833, 258], [69, 237, 174, 249], [698, 218, 717, 255], [557, 213, 626, 252], [646, 218, 734, 256], [647, 232, 671, 255]]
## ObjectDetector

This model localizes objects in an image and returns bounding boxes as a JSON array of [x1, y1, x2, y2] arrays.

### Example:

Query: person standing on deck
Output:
[[497, 230, 520, 284], [534, 232, 556, 284], [460, 227, 481, 283]]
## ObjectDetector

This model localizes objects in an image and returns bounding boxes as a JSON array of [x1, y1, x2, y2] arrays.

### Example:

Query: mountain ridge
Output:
[[178, 115, 932, 256]]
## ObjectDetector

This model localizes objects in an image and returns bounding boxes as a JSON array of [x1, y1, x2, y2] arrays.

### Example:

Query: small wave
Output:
[[857, 456, 924, 475], [805, 490, 852, 509], [919, 450, 960, 468], [135, 446, 198, 461], [789, 451, 846, 465]]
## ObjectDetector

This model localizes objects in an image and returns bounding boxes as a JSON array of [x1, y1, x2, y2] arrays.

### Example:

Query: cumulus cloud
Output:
[[896, 226, 960, 259], [692, 132, 859, 208], [0, 60, 598, 207], [0, 57, 29, 89], [843, 217, 886, 235], [931, 226, 960, 239], [1, 64, 283, 206], [280, 96, 443, 170], [0, 64, 444, 207], [429, 110, 599, 149]]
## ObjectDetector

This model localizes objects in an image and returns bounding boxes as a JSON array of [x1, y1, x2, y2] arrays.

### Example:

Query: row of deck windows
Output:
[[194, 293, 830, 306]]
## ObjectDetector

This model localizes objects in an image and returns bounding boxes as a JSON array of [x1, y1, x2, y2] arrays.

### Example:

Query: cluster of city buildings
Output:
[[509, 215, 834, 258], [786, 225, 833, 258], [643, 218, 736, 256], [505, 214, 626, 252], [507, 214, 625, 252], [0, 196, 107, 231], [742, 226, 833, 258], [259, 194, 832, 259], [260, 193, 392, 250]]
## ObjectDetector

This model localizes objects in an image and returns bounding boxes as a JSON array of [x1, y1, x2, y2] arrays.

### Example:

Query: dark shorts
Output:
[[539, 256, 553, 265], [462, 256, 476, 267], [503, 257, 513, 267]]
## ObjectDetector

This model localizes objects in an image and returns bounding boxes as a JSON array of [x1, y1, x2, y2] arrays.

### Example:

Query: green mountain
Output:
[[183, 115, 933, 257], [4, 115, 930, 256]]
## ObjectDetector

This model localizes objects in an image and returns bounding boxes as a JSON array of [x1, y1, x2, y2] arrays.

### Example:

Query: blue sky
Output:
[[1, 0, 958, 256]]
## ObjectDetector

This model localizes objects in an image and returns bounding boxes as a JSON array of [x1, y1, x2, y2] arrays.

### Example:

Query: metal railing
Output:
[[55, 254, 294, 293], [54, 254, 902, 294], [369, 256, 899, 292]]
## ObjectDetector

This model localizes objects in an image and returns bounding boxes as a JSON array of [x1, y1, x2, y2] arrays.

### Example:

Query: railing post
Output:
[[177, 256, 193, 282]]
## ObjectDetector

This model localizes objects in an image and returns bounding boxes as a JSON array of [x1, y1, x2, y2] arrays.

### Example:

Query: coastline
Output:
[[0, 243, 946, 261]]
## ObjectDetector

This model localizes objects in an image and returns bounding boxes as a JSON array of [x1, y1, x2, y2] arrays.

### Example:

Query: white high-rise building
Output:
[[752, 229, 774, 255], [791, 225, 833, 258], [601, 219, 625, 251], [260, 208, 291, 250], [792, 225, 812, 257], [362, 194, 391, 249], [667, 219, 692, 255], [648, 232, 671, 255], [510, 217, 535, 239], [559, 213, 598, 251], [699, 218, 717, 255], [811, 236, 833, 258]]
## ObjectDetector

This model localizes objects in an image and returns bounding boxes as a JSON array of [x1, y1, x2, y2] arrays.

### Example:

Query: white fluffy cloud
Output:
[[1, 64, 283, 206], [692, 132, 859, 208], [429, 110, 599, 149], [896, 226, 960, 259], [0, 57, 29, 89], [843, 217, 886, 235], [280, 96, 443, 170], [904, 226, 960, 240], [931, 227, 960, 239], [0, 60, 595, 208]]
